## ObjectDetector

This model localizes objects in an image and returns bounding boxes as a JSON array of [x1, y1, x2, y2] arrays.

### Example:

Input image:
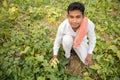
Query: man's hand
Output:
[[49, 55, 58, 64], [49, 55, 59, 68], [85, 54, 93, 66]]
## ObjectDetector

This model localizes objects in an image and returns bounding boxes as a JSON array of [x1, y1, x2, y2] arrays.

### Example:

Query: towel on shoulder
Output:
[[73, 17, 88, 48]]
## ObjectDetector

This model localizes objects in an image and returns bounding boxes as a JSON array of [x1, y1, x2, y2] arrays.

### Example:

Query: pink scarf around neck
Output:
[[73, 17, 88, 48]]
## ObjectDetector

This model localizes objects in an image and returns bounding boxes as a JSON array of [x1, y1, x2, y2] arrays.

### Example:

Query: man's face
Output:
[[67, 10, 84, 29]]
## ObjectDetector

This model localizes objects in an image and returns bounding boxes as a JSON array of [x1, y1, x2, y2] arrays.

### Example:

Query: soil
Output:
[[65, 52, 88, 77]]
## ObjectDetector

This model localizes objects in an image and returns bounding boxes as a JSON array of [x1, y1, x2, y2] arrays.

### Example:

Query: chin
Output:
[[72, 27, 77, 29], [72, 25, 79, 29]]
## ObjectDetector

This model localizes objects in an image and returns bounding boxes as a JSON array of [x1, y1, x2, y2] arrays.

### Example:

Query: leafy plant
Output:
[[0, 0, 120, 80]]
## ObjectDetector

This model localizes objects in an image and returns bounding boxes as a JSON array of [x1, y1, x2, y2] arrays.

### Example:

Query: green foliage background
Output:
[[0, 0, 120, 80]]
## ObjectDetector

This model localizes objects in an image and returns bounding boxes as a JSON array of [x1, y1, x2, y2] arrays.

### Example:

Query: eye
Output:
[[76, 15, 81, 18], [69, 16, 74, 19]]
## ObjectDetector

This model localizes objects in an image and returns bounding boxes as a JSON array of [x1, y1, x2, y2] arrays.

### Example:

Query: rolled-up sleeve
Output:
[[53, 23, 64, 55], [87, 21, 96, 54]]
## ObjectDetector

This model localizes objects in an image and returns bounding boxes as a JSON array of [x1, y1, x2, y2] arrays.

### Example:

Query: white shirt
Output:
[[53, 19, 96, 55]]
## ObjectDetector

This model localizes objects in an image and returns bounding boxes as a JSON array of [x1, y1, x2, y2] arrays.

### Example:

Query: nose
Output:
[[73, 18, 77, 23]]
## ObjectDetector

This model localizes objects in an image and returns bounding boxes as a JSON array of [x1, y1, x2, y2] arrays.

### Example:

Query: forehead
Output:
[[68, 10, 82, 16]]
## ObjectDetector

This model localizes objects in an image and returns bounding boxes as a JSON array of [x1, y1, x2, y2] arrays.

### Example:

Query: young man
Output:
[[50, 2, 96, 66]]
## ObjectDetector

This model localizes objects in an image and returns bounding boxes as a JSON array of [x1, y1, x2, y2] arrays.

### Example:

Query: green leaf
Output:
[[109, 45, 118, 53], [30, 49, 34, 55], [21, 46, 30, 54], [117, 51, 120, 60], [47, 74, 58, 80], [90, 64, 101, 70], [37, 76, 45, 80], [96, 55, 103, 62], [35, 55, 44, 62]]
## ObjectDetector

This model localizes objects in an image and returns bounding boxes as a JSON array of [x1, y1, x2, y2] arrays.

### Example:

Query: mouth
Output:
[[72, 24, 79, 27]]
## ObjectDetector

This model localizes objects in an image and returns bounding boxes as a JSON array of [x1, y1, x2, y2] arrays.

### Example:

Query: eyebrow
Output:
[[76, 15, 81, 18], [69, 15, 81, 17]]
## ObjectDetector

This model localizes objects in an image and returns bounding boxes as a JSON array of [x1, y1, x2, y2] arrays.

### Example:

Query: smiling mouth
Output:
[[72, 24, 79, 27], [72, 25, 80, 29]]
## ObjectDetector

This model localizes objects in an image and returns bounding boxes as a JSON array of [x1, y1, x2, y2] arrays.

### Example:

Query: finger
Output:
[[88, 60, 93, 66], [49, 60, 52, 64], [86, 59, 91, 66], [54, 58, 59, 63], [89, 60, 93, 66], [49, 58, 54, 64], [85, 58, 88, 64], [85, 61, 88, 66], [85, 57, 87, 61], [52, 60, 57, 65]]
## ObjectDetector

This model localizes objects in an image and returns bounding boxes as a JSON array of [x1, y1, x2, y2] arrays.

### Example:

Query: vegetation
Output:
[[0, 0, 120, 80]]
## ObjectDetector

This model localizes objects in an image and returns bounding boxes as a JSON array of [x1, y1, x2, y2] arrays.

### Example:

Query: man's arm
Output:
[[87, 21, 96, 54], [85, 20, 96, 66], [49, 22, 64, 64], [53, 24, 64, 56]]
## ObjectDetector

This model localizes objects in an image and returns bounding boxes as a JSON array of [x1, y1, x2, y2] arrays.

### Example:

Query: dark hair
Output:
[[67, 2, 85, 15]]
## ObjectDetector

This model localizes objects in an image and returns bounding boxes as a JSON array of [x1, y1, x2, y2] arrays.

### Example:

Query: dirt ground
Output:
[[65, 52, 88, 77]]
